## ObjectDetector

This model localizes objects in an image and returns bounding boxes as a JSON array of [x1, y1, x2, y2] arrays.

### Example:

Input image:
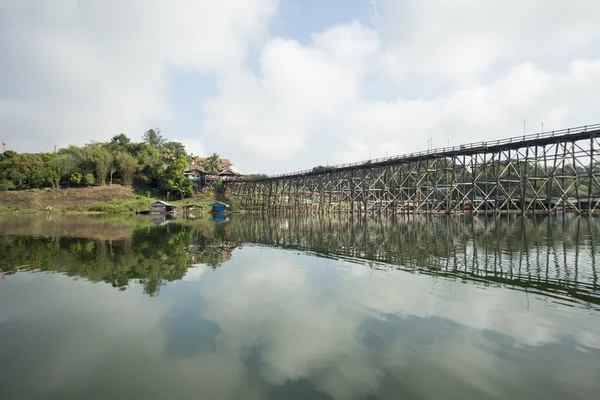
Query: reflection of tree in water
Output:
[[0, 219, 237, 296], [1, 214, 599, 305], [185, 221, 237, 269]]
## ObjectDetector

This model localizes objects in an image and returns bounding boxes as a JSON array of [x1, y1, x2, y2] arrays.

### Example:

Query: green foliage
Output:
[[53, 153, 77, 186], [0, 216, 235, 296], [70, 171, 83, 185], [245, 174, 268, 181], [88, 144, 112, 186], [115, 152, 138, 187], [83, 173, 95, 186], [0, 127, 240, 199], [214, 180, 226, 195], [171, 179, 194, 200], [0, 179, 15, 191], [110, 133, 131, 149], [160, 155, 189, 193], [203, 153, 221, 172], [88, 197, 153, 213], [143, 128, 165, 148], [163, 142, 186, 159], [311, 165, 334, 173]]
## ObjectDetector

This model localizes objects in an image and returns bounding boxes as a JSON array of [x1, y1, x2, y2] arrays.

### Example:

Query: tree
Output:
[[312, 165, 333, 173], [89, 145, 113, 186], [70, 171, 83, 186], [110, 134, 131, 149], [214, 180, 226, 196], [83, 173, 95, 187], [142, 128, 165, 149], [54, 153, 77, 187], [171, 181, 188, 200], [40, 153, 60, 188], [245, 174, 268, 180], [160, 155, 189, 192], [203, 153, 221, 172], [0, 179, 15, 191], [14, 153, 43, 187], [0, 150, 17, 161], [163, 141, 187, 160], [116, 152, 138, 187], [108, 158, 118, 185], [0, 152, 21, 188], [129, 143, 162, 184]]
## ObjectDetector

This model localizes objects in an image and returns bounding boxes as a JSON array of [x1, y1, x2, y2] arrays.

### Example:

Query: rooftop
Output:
[[209, 201, 230, 208], [151, 200, 176, 207]]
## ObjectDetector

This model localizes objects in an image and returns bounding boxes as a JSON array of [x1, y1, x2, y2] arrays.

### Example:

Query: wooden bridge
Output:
[[228, 124, 600, 215]]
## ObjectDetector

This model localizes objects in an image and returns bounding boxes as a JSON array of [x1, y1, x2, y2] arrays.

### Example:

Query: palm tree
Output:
[[203, 153, 221, 172], [172, 182, 187, 200]]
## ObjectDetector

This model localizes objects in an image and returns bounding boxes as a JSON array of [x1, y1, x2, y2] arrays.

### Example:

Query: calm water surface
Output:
[[0, 213, 599, 399]]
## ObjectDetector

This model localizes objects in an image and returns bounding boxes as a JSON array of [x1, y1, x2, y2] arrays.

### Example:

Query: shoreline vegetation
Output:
[[0, 185, 242, 214], [0, 127, 245, 214]]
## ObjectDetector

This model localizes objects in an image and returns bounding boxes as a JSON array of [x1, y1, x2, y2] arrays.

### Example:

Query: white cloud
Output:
[[333, 60, 600, 163], [1, 0, 600, 173], [0, 0, 278, 152], [377, 0, 600, 85], [203, 22, 378, 160], [201, 1, 600, 170]]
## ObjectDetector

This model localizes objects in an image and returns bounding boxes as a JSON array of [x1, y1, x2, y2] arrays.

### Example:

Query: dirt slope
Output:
[[0, 186, 134, 212]]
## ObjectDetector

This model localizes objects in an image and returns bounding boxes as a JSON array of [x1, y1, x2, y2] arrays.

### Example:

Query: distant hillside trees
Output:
[[0, 128, 193, 198]]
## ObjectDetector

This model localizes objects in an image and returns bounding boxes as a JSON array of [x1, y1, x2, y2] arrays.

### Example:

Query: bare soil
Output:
[[0, 186, 134, 212]]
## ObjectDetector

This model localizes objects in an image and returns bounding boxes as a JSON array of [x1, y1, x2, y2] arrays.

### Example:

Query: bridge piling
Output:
[[228, 124, 600, 216]]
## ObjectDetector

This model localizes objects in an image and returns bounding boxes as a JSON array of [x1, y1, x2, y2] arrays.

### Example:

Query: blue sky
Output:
[[162, 0, 377, 172], [1, 0, 599, 173], [272, 0, 375, 43]]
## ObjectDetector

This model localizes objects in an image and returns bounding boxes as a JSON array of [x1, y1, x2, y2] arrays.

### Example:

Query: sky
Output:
[[1, 0, 600, 174]]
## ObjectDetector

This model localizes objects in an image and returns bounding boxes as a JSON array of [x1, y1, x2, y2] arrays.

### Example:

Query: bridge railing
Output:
[[266, 123, 600, 179]]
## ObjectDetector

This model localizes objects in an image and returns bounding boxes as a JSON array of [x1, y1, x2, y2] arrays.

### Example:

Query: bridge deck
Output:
[[229, 124, 600, 215], [251, 124, 600, 181]]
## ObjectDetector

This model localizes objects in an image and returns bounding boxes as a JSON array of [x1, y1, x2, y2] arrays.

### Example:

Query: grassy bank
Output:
[[0, 186, 133, 212], [0, 186, 243, 213]]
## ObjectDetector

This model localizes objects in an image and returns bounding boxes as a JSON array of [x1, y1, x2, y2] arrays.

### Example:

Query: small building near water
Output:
[[209, 201, 230, 214], [151, 200, 177, 213]]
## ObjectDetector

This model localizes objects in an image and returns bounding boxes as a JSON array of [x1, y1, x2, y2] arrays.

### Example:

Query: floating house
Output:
[[182, 204, 204, 219], [209, 201, 230, 214], [151, 200, 177, 214]]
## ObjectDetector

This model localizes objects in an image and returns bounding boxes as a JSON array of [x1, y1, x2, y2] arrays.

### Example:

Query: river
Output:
[[0, 213, 598, 399]]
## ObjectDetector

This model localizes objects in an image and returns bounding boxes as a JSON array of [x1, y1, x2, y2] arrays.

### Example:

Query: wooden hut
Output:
[[209, 201, 230, 214], [151, 200, 177, 214]]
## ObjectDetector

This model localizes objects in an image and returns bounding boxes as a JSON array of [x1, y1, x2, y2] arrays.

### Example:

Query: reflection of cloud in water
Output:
[[194, 247, 600, 399], [162, 300, 220, 359], [182, 264, 211, 282], [3, 240, 599, 399], [201, 255, 383, 399]]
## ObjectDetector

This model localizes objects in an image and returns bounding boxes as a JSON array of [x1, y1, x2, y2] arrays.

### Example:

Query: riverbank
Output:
[[0, 186, 241, 213]]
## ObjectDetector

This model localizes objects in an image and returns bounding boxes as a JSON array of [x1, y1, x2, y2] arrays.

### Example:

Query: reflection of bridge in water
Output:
[[1, 214, 597, 305], [229, 124, 600, 215], [227, 215, 600, 309]]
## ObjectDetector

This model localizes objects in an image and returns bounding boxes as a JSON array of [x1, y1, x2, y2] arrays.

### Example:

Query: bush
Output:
[[70, 171, 83, 185], [214, 180, 226, 195], [0, 179, 15, 191], [83, 173, 95, 186], [89, 198, 153, 213]]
